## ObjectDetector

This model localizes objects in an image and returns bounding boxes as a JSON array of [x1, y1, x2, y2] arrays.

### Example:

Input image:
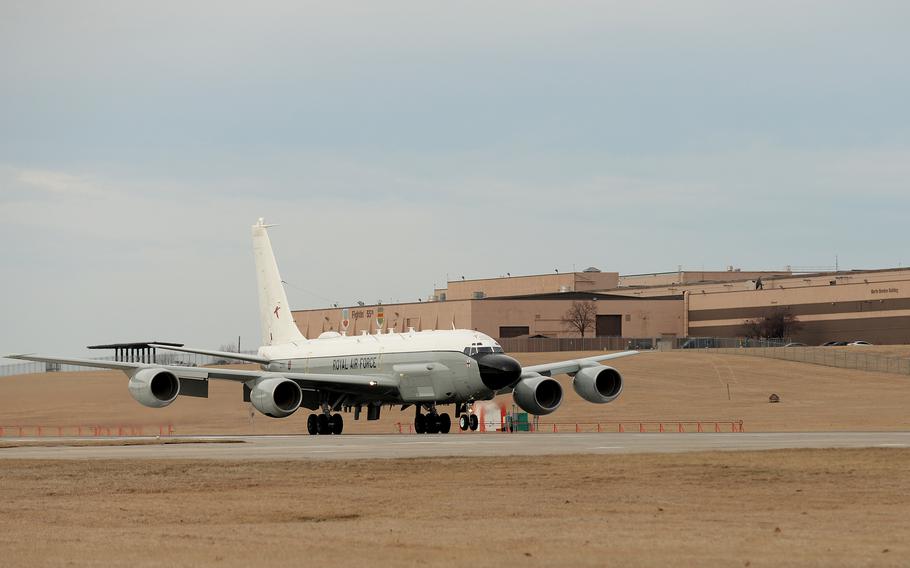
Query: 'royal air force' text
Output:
[[332, 356, 378, 371]]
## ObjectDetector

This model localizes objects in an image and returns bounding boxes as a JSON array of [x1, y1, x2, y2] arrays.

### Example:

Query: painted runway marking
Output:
[[591, 446, 624, 450], [877, 443, 907, 447]]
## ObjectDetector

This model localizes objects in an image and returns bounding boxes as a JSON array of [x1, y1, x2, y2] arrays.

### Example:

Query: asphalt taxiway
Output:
[[0, 431, 908, 460]]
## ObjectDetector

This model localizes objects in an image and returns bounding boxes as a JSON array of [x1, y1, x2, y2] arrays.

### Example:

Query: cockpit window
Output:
[[465, 345, 503, 355]]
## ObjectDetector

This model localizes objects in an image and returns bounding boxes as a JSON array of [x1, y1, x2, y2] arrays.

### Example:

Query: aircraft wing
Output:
[[3, 354, 399, 395], [147, 344, 271, 365], [521, 350, 640, 377]]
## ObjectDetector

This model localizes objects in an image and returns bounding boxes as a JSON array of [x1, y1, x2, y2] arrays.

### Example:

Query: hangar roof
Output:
[[494, 292, 683, 301]]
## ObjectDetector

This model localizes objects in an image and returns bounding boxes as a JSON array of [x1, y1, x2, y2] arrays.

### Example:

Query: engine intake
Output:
[[512, 374, 563, 415], [128, 368, 180, 408], [572, 366, 623, 404], [249, 377, 303, 418]]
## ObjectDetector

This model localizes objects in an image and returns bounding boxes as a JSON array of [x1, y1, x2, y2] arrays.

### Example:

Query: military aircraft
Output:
[[6, 219, 637, 435]]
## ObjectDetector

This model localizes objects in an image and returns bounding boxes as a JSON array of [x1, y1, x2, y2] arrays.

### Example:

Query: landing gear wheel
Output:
[[316, 413, 330, 435], [306, 414, 318, 435], [414, 414, 427, 434], [438, 413, 451, 434], [426, 415, 440, 434], [458, 414, 469, 431], [329, 413, 344, 435], [469, 414, 479, 431]]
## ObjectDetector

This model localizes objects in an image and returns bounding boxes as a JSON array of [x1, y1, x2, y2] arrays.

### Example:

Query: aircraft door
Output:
[[394, 362, 453, 402]]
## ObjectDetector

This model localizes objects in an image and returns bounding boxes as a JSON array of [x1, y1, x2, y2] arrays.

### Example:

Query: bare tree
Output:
[[563, 301, 598, 338], [743, 309, 802, 340]]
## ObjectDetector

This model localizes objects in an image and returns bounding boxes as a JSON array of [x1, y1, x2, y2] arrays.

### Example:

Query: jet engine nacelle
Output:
[[248, 377, 303, 418], [572, 366, 623, 404], [128, 368, 180, 408], [512, 374, 563, 415]]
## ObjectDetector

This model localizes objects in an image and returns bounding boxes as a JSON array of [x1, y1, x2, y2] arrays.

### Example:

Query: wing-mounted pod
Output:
[[247, 376, 303, 418], [572, 366, 623, 404], [512, 373, 563, 415], [128, 368, 180, 408]]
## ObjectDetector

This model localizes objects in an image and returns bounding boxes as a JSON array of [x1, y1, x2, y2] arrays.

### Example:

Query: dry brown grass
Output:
[[0, 449, 907, 567], [0, 439, 244, 449], [3, 350, 910, 434]]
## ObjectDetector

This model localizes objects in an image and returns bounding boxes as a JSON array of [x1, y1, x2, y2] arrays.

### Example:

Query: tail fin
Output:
[[252, 219, 305, 346]]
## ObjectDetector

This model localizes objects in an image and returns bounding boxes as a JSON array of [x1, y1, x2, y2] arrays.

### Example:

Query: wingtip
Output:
[[3, 353, 29, 360]]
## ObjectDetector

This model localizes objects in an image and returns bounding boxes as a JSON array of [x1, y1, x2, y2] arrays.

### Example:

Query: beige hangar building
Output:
[[292, 267, 910, 345]]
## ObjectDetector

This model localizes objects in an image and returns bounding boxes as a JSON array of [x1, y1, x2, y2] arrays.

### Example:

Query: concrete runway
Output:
[[1, 431, 908, 460]]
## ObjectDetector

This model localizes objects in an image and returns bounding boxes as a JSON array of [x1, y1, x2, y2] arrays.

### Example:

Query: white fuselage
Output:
[[259, 329, 504, 404]]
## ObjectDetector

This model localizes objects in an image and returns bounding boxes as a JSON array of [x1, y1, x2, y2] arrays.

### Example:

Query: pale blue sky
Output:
[[2, 1, 908, 355]]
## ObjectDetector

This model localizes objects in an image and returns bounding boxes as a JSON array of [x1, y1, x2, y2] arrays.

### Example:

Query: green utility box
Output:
[[506, 412, 530, 432]]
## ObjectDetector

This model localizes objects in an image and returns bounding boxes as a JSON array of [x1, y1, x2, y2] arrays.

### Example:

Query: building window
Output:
[[499, 326, 530, 338]]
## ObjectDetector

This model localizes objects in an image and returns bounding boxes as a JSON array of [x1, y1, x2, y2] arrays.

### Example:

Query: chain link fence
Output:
[[710, 346, 910, 376], [497, 336, 790, 353]]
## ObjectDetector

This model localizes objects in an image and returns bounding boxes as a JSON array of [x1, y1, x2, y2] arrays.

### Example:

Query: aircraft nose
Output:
[[476, 354, 522, 390]]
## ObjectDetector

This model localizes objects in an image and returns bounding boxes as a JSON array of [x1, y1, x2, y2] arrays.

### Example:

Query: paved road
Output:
[[0, 432, 908, 460]]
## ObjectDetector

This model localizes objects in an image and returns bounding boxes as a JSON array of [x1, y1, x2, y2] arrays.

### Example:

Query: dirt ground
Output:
[[0, 449, 906, 567], [2, 350, 910, 434]]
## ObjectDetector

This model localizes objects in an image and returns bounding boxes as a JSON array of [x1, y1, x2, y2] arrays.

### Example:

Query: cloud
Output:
[[15, 168, 115, 198]]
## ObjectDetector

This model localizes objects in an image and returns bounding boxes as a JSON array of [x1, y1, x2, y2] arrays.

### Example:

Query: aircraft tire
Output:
[[306, 414, 318, 435], [414, 414, 426, 434], [317, 413, 330, 435], [426, 415, 439, 434], [469, 414, 479, 431], [458, 414, 469, 431], [438, 413, 451, 434], [330, 413, 343, 435]]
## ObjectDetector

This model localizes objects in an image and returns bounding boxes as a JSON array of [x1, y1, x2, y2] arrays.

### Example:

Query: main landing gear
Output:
[[307, 411, 343, 435], [414, 405, 451, 434]]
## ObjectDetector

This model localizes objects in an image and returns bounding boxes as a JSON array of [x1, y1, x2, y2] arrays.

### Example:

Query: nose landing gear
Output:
[[458, 413, 479, 431], [456, 403, 479, 431]]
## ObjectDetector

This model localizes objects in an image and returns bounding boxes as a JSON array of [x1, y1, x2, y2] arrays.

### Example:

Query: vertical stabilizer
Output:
[[252, 219, 305, 346]]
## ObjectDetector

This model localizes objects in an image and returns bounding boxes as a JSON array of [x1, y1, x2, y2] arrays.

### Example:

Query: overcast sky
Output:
[[2, 1, 909, 356]]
